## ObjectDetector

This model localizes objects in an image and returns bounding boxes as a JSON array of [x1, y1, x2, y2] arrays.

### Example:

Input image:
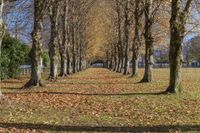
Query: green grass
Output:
[[0, 68, 200, 132]]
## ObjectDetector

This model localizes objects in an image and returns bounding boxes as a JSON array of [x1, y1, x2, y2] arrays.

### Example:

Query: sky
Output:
[[3, 0, 200, 45], [4, 0, 33, 44]]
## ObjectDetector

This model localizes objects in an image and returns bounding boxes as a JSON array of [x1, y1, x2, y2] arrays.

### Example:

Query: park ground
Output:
[[0, 68, 200, 133]]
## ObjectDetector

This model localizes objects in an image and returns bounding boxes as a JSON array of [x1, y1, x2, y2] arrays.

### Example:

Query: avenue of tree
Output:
[[0, 0, 199, 93]]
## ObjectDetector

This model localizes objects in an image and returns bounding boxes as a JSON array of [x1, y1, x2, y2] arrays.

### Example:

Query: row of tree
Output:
[[0, 0, 199, 93], [23, 0, 97, 88], [0, 0, 96, 88], [102, 0, 198, 93]]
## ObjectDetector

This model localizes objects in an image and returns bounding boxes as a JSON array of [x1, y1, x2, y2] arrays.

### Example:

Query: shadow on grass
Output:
[[47, 82, 136, 85], [0, 123, 199, 132], [3, 91, 164, 96]]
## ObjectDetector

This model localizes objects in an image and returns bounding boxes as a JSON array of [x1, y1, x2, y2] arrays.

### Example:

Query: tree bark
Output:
[[140, 0, 154, 83], [48, 1, 59, 80], [165, 0, 193, 93], [113, 43, 118, 71], [78, 38, 83, 71], [76, 24, 80, 72], [22, 0, 46, 89], [0, 0, 6, 92], [132, 59, 139, 76], [66, 45, 70, 74], [0, 0, 6, 56], [59, 0, 68, 77], [116, 0, 123, 73], [109, 52, 113, 70], [141, 39, 154, 82], [72, 26, 76, 73], [131, 0, 142, 77], [59, 53, 67, 76], [123, 0, 130, 75]]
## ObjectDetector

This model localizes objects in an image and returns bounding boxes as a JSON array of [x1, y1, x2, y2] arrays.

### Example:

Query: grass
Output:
[[0, 68, 200, 132]]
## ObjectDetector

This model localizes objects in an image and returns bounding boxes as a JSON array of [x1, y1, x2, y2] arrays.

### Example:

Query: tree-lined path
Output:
[[0, 68, 200, 132], [0, 0, 200, 132]]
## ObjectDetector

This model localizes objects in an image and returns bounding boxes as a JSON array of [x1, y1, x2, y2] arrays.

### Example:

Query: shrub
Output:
[[0, 34, 30, 79]]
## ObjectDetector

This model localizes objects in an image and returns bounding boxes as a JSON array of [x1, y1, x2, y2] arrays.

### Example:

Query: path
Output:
[[0, 68, 200, 132]]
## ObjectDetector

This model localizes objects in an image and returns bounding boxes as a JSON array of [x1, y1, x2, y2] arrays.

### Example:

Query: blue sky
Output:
[[4, 0, 33, 44]]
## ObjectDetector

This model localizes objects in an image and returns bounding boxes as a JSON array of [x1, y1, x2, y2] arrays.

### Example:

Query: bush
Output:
[[0, 34, 30, 79]]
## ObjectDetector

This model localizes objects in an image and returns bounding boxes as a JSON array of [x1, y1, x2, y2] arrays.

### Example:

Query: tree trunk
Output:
[[123, 0, 130, 75], [123, 25, 129, 75], [141, 41, 154, 82], [59, 0, 68, 77], [132, 59, 139, 76], [49, 1, 59, 80], [123, 52, 128, 75], [76, 25, 80, 72], [140, 0, 154, 83], [23, 0, 45, 89], [120, 52, 124, 73], [79, 41, 82, 71], [72, 26, 76, 73], [116, 53, 121, 72], [110, 53, 113, 70], [0, 0, 6, 56], [131, 0, 142, 77], [113, 44, 118, 71], [66, 46, 70, 74], [59, 53, 67, 76], [165, 0, 192, 93], [116, 0, 123, 73]]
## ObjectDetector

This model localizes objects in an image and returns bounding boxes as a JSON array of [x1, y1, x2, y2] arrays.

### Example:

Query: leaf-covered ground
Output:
[[0, 68, 200, 133]]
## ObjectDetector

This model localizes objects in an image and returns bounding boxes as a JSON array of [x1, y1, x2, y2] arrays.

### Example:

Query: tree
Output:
[[48, 0, 60, 80], [0, 0, 6, 57], [140, 0, 161, 82], [122, 0, 131, 75], [69, 0, 76, 73], [23, 0, 49, 89], [59, 0, 68, 77], [131, 0, 143, 77], [165, 0, 194, 93], [0, 34, 30, 79]]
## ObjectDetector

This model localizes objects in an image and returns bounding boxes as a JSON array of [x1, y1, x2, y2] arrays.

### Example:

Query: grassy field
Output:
[[0, 68, 200, 132]]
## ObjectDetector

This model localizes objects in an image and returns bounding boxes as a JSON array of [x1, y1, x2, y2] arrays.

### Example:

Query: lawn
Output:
[[0, 68, 200, 133]]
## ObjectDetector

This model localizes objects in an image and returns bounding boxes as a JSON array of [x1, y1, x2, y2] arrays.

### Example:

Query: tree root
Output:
[[21, 80, 45, 89]]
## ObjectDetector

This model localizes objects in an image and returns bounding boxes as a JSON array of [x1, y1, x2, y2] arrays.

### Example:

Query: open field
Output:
[[0, 68, 200, 132]]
